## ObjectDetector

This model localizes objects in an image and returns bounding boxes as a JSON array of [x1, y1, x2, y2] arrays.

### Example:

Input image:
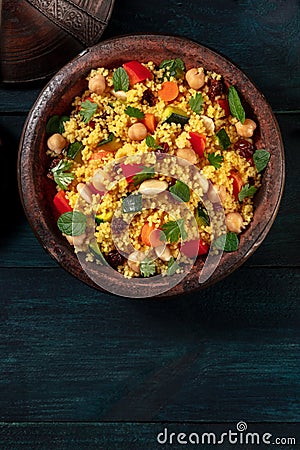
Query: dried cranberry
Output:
[[207, 79, 224, 100], [142, 88, 156, 106], [106, 250, 125, 269], [111, 217, 127, 235], [47, 157, 62, 180], [234, 138, 254, 160]]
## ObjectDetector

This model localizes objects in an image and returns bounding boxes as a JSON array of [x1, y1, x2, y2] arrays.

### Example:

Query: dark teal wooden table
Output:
[[0, 1, 299, 448]]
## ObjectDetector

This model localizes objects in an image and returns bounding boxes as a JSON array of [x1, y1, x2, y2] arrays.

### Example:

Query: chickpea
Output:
[[47, 133, 66, 154], [200, 115, 215, 134], [88, 73, 106, 95], [225, 212, 244, 234], [112, 89, 127, 101], [127, 251, 144, 274], [176, 147, 198, 166], [235, 118, 257, 138], [186, 68, 205, 90], [128, 123, 148, 141]]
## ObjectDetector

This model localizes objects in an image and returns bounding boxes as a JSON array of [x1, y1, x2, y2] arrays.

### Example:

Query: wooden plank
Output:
[[0, 267, 299, 421], [1, 0, 299, 112], [0, 113, 298, 268], [0, 85, 42, 113], [0, 422, 299, 449]]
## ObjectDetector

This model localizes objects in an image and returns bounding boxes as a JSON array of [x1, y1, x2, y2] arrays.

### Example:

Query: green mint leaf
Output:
[[57, 211, 87, 236], [67, 141, 84, 159], [238, 183, 257, 202], [161, 218, 188, 244], [124, 106, 145, 119], [228, 86, 245, 123], [216, 128, 231, 149], [159, 58, 185, 80], [196, 203, 210, 227], [59, 116, 70, 134], [51, 160, 72, 174], [189, 93, 204, 114], [146, 135, 156, 148], [51, 160, 74, 190], [113, 67, 130, 92], [132, 167, 155, 186], [46, 115, 70, 134], [79, 100, 98, 124], [208, 152, 224, 169], [53, 172, 74, 190], [167, 257, 180, 276], [97, 132, 115, 147], [122, 194, 142, 213], [140, 257, 156, 277], [169, 180, 190, 202], [145, 135, 162, 150], [214, 232, 239, 252], [253, 149, 270, 173]]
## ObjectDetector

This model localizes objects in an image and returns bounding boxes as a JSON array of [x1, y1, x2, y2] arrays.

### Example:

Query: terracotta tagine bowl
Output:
[[18, 34, 285, 298]]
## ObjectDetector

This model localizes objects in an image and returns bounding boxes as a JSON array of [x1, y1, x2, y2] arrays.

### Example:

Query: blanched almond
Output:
[[139, 179, 168, 196]]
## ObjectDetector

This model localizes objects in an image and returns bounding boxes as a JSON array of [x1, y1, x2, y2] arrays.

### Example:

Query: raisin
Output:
[[47, 157, 62, 180], [111, 217, 127, 235], [155, 142, 169, 160], [100, 111, 109, 120], [207, 79, 224, 100], [234, 138, 254, 159], [106, 250, 125, 269], [142, 88, 156, 106]]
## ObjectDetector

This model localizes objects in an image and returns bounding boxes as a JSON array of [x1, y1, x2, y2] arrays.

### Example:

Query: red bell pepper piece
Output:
[[120, 163, 144, 183], [53, 190, 72, 215], [189, 132, 206, 157], [123, 61, 153, 85], [229, 170, 243, 201], [217, 99, 230, 117], [181, 239, 209, 258]]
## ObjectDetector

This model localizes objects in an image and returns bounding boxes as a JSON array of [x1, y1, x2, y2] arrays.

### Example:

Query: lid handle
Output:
[[26, 0, 107, 46]]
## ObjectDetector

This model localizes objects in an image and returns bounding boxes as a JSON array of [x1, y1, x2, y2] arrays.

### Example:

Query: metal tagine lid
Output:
[[0, 0, 115, 83]]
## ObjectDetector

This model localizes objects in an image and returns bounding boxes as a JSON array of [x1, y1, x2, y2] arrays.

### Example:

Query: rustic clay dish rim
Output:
[[18, 33, 285, 298]]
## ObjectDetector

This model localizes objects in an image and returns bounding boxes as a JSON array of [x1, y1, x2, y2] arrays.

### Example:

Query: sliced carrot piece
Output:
[[141, 222, 156, 246], [158, 81, 179, 102], [141, 113, 157, 134], [229, 170, 243, 201], [89, 150, 110, 161]]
